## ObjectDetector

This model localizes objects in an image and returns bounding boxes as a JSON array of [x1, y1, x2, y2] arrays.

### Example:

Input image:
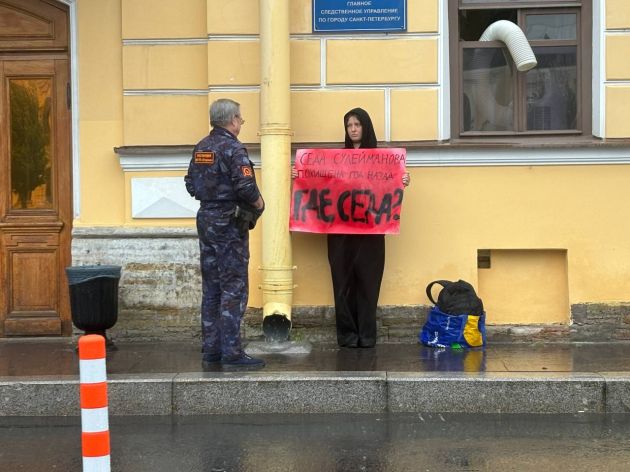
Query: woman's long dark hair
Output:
[[344, 108, 377, 149]]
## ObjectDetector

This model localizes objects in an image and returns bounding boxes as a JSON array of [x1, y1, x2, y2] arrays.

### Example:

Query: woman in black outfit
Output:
[[292, 108, 409, 348], [329, 108, 409, 348]]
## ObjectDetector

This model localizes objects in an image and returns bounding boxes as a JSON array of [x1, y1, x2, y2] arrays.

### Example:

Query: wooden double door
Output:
[[0, 0, 72, 336]]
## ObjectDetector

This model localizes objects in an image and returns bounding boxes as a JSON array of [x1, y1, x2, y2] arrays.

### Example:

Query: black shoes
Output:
[[201, 351, 265, 369], [338, 337, 359, 348], [202, 353, 221, 363], [338, 339, 375, 348], [221, 353, 265, 368]]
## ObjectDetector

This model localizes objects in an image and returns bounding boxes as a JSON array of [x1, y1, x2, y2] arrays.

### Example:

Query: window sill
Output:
[[390, 136, 630, 150], [114, 137, 630, 155], [115, 137, 630, 170], [394, 137, 630, 166]]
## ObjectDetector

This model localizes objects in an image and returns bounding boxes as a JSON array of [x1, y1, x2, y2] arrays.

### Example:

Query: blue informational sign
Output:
[[313, 0, 406, 33]]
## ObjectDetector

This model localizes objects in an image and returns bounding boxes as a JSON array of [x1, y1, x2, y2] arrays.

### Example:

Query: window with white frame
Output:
[[449, 0, 592, 138]]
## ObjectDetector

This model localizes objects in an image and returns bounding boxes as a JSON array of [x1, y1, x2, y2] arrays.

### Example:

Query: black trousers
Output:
[[327, 234, 385, 347]]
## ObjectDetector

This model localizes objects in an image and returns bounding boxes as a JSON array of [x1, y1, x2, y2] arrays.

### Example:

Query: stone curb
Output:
[[173, 372, 387, 415], [1, 372, 629, 416], [387, 372, 606, 414]]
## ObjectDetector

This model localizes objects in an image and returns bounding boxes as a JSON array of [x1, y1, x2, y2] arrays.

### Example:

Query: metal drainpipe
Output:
[[259, 0, 293, 341]]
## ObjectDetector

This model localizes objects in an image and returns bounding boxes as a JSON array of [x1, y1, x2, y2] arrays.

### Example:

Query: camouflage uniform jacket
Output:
[[184, 126, 260, 208]]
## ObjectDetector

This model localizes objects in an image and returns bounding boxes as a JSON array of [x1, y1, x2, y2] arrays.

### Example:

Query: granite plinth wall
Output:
[[71, 228, 630, 343]]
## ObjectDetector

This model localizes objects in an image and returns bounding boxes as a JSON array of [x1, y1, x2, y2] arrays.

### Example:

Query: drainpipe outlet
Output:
[[262, 311, 292, 343]]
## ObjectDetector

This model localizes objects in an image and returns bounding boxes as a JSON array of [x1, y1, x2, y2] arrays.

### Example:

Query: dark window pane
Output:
[[526, 46, 577, 130], [460, 0, 526, 3], [526, 14, 577, 40], [9, 79, 53, 209], [461, 0, 580, 4], [463, 48, 514, 132], [460, 10, 517, 41]]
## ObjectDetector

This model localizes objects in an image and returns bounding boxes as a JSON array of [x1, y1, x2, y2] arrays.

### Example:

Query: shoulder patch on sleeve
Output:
[[194, 151, 215, 165], [241, 165, 253, 177]]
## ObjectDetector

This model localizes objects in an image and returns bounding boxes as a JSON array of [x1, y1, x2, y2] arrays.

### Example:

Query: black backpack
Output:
[[426, 280, 484, 316]]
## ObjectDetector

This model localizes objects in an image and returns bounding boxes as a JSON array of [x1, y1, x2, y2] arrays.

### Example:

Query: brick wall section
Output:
[[244, 305, 430, 345], [72, 227, 201, 341], [571, 303, 630, 341]]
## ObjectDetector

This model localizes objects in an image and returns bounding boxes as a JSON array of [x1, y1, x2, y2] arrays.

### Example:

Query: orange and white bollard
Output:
[[78, 334, 111, 472]]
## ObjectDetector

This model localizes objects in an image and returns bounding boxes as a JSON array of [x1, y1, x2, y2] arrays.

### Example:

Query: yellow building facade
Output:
[[2, 0, 629, 342]]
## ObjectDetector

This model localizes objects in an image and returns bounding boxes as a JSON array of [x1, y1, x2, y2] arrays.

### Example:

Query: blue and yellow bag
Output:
[[419, 280, 486, 348]]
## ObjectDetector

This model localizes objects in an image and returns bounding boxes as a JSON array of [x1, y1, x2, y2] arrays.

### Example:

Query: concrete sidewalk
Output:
[[1, 339, 630, 416]]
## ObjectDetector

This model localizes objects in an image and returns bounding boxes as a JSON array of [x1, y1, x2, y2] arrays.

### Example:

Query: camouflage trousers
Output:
[[196, 207, 249, 358]]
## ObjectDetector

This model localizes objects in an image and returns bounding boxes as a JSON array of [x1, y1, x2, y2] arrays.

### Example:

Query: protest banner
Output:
[[290, 148, 406, 234]]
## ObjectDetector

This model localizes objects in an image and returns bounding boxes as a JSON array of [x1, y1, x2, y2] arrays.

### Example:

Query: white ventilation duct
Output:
[[464, 20, 537, 131], [480, 20, 537, 71]]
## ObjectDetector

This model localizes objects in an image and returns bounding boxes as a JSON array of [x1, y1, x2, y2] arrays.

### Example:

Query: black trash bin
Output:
[[66, 265, 121, 346]]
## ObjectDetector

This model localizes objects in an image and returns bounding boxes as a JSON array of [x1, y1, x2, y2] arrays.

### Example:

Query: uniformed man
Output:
[[185, 98, 265, 368]]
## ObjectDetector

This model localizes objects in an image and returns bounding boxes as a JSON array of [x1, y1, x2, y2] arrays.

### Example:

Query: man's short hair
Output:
[[210, 99, 240, 128]]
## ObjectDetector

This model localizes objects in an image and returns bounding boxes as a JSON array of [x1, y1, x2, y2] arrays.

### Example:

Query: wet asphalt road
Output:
[[1, 413, 629, 471]]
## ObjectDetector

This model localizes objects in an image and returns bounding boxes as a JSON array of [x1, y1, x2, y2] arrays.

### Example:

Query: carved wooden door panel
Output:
[[0, 0, 72, 336]]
